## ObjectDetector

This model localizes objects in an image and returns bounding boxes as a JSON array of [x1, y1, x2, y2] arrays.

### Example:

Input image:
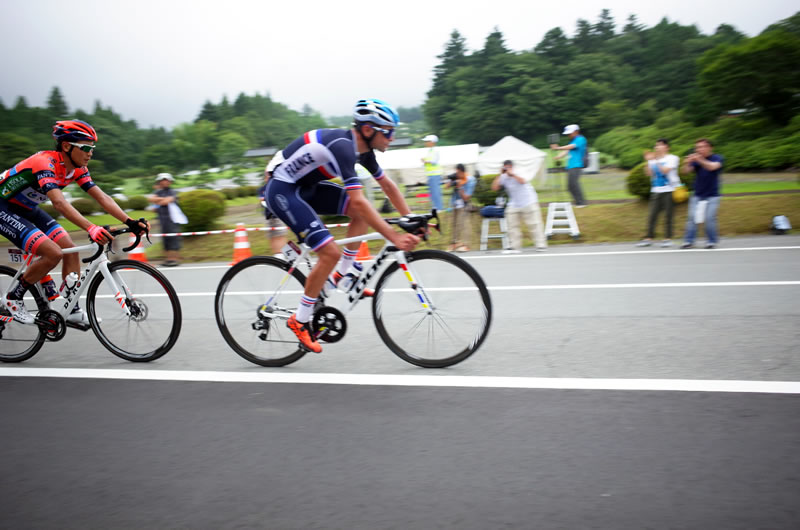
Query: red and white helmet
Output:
[[52, 119, 98, 143]]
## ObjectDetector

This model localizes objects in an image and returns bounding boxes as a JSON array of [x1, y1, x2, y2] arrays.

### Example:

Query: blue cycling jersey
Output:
[[272, 129, 385, 190]]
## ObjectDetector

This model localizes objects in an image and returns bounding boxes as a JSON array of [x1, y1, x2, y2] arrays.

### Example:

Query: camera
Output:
[[447, 172, 459, 183]]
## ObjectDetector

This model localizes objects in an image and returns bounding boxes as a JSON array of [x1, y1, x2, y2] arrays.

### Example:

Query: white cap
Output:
[[422, 134, 439, 143], [155, 172, 174, 182], [562, 124, 580, 135], [265, 151, 285, 174]]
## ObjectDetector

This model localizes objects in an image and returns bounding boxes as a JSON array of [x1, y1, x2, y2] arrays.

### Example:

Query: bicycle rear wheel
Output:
[[215, 256, 308, 367], [86, 260, 182, 362], [0, 265, 46, 362], [372, 250, 492, 368]]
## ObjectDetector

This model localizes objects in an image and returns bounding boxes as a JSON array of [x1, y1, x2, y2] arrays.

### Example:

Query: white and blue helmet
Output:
[[353, 98, 399, 127]]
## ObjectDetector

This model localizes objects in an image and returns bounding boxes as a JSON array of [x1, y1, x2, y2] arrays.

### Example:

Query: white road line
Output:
[[120, 244, 800, 271], [113, 280, 800, 298], [2, 367, 799, 394], [465, 246, 800, 260]]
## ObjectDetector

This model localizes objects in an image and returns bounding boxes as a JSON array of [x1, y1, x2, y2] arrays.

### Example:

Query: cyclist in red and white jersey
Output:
[[0, 119, 148, 324], [264, 98, 421, 353]]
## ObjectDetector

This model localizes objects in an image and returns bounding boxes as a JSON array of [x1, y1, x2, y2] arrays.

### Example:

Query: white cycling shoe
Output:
[[1, 295, 35, 324], [66, 307, 98, 326]]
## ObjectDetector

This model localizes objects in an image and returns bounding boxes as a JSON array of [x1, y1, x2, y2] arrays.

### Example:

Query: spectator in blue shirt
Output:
[[551, 124, 588, 207], [445, 163, 476, 252], [681, 138, 724, 249]]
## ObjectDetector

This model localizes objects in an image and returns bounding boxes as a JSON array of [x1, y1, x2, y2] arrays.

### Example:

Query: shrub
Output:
[[179, 190, 226, 231], [472, 174, 502, 206], [626, 163, 651, 200], [40, 203, 60, 219], [240, 185, 260, 197], [71, 198, 98, 215], [221, 188, 240, 200], [126, 195, 150, 210]]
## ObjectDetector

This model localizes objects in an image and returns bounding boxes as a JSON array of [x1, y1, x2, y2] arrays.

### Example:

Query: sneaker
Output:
[[680, 242, 694, 249], [67, 306, 91, 326], [660, 240, 673, 248], [162, 260, 180, 267], [286, 314, 322, 353], [535, 247, 547, 252], [635, 240, 652, 247], [705, 244, 716, 249], [501, 249, 521, 254], [455, 245, 470, 253], [329, 270, 374, 297], [1, 295, 34, 324], [575, 204, 588, 209]]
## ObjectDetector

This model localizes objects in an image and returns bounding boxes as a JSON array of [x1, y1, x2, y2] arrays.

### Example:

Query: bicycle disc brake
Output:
[[311, 306, 347, 343], [128, 298, 148, 322], [37, 309, 66, 341]]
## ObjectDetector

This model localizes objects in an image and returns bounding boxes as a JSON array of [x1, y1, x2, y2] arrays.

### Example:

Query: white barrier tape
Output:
[[149, 223, 351, 238]]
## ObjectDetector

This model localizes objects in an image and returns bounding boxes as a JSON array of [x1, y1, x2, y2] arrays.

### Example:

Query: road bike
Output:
[[215, 212, 492, 368], [0, 226, 182, 363]]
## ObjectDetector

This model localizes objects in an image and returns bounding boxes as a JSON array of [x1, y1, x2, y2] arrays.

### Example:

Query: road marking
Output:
[[104, 244, 800, 272], [2, 367, 799, 394], [465, 246, 800, 260], [101, 280, 800, 298]]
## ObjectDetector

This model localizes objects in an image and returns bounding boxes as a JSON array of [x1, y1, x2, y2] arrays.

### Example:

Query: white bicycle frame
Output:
[[277, 231, 433, 317], [4, 242, 133, 325]]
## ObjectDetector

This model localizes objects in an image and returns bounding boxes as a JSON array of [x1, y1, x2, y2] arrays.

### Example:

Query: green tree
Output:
[[216, 131, 250, 165], [697, 29, 800, 124], [0, 133, 37, 170], [46, 86, 69, 118]]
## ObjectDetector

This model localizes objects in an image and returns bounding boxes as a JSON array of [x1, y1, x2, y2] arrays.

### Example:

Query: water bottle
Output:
[[59, 272, 79, 299]]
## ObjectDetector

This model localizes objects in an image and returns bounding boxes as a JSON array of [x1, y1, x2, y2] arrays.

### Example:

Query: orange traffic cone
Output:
[[230, 223, 253, 265], [128, 233, 148, 263], [355, 240, 374, 262]]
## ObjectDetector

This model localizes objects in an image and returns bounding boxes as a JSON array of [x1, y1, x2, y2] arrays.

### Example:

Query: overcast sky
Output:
[[1, 0, 795, 129]]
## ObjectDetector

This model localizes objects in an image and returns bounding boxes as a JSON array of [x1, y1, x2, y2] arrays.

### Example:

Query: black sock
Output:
[[8, 277, 33, 300]]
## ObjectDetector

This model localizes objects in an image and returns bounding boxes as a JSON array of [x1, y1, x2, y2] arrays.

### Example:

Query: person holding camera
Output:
[[445, 163, 475, 252], [681, 138, 724, 249], [636, 139, 681, 247], [491, 160, 546, 254], [550, 124, 588, 207]]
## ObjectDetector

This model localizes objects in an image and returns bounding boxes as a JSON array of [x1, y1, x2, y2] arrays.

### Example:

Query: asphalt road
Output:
[[1, 235, 799, 529]]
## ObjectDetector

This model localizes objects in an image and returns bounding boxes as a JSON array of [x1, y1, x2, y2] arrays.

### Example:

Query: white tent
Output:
[[477, 136, 547, 184], [375, 144, 480, 186]]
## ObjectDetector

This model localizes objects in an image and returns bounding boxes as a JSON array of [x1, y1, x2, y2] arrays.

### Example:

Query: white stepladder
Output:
[[544, 202, 580, 239]]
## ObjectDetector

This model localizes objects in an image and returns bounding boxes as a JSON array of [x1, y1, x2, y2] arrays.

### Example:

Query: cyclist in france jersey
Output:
[[265, 98, 420, 353], [0, 119, 148, 324]]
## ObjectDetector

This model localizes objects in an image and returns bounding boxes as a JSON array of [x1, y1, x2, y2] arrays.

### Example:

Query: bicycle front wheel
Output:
[[372, 250, 492, 368], [215, 256, 308, 367], [0, 265, 46, 362], [86, 260, 182, 362]]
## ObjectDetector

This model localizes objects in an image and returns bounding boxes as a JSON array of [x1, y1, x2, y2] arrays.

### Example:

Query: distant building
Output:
[[243, 147, 279, 158]]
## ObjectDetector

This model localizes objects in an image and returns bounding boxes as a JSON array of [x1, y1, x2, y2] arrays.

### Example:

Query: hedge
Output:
[[179, 190, 226, 231]]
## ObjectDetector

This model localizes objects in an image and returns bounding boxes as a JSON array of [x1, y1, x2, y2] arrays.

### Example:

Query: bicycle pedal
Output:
[[65, 321, 91, 332]]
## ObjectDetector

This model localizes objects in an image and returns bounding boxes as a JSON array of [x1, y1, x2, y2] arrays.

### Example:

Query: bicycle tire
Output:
[[86, 260, 182, 362], [215, 256, 309, 367], [372, 250, 492, 368], [0, 265, 47, 363]]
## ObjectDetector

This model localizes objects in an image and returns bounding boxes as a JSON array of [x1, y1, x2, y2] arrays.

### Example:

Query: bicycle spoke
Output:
[[373, 250, 492, 368]]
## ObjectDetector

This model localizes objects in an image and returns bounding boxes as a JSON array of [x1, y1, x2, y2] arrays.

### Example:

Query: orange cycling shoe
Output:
[[287, 314, 322, 353]]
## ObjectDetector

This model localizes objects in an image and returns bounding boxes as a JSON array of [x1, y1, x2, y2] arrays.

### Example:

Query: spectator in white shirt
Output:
[[637, 139, 681, 248], [491, 160, 546, 254]]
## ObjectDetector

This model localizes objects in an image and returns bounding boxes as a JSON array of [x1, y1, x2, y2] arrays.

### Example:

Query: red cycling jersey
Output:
[[0, 150, 96, 209]]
